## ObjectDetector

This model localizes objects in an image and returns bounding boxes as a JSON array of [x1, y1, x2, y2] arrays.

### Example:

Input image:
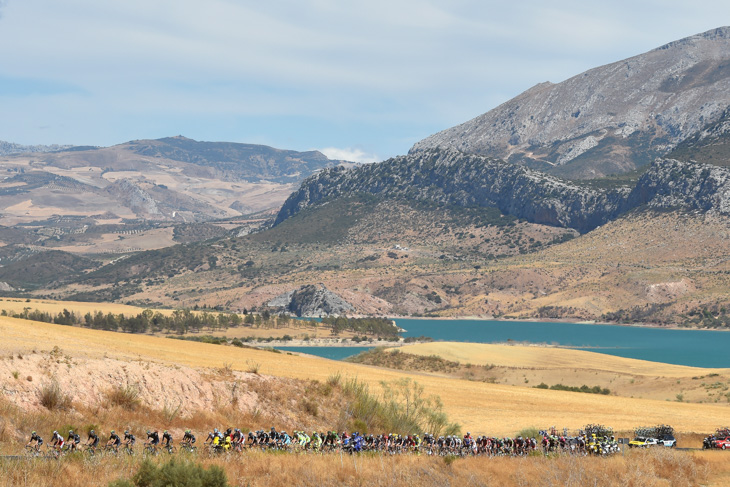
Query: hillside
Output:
[[411, 27, 730, 179], [275, 149, 730, 233], [2, 315, 730, 435], [0, 136, 344, 228], [375, 342, 730, 403], [22, 200, 726, 326], [670, 106, 730, 166], [1, 316, 722, 485]]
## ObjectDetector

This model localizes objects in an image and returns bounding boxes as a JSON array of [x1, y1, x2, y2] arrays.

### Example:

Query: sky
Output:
[[0, 1, 728, 163]]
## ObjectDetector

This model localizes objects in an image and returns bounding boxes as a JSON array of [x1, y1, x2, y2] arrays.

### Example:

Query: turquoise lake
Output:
[[280, 319, 730, 367]]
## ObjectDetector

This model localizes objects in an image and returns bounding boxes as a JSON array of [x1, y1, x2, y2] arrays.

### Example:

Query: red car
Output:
[[714, 437, 730, 449]]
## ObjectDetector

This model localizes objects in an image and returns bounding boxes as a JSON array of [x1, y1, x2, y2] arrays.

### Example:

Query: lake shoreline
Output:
[[383, 315, 712, 332]]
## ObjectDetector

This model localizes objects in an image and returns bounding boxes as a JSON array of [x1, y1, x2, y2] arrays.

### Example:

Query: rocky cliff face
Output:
[[276, 149, 730, 233], [410, 27, 730, 179], [276, 149, 631, 233], [631, 158, 730, 214], [268, 284, 355, 317]]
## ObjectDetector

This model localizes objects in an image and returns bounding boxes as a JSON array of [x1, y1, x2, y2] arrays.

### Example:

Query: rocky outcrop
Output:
[[105, 179, 162, 218], [275, 149, 730, 233], [268, 284, 355, 317], [276, 149, 631, 233], [630, 158, 730, 214], [410, 27, 730, 179]]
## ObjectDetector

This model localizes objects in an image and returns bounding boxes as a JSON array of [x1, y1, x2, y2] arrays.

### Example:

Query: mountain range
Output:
[[2, 28, 730, 326], [0, 136, 345, 225]]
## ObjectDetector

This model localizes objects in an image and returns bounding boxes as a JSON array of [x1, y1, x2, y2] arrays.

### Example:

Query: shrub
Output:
[[246, 360, 261, 374], [516, 427, 541, 439], [105, 383, 141, 410], [39, 379, 72, 411], [109, 458, 228, 487], [340, 376, 459, 436]]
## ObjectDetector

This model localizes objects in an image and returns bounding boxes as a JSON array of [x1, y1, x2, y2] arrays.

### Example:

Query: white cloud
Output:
[[319, 147, 380, 164]]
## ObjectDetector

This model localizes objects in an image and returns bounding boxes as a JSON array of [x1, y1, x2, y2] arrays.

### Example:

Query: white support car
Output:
[[658, 435, 677, 448]]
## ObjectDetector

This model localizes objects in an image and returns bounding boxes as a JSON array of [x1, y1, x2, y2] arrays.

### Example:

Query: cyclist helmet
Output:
[[32, 431, 36, 435], [69, 430, 73, 434], [164, 430, 168, 434], [111, 430, 115, 435], [186, 429, 191, 434], [53, 431, 58, 435], [90, 430, 95, 435], [146, 430, 151, 435], [124, 430, 129, 435]]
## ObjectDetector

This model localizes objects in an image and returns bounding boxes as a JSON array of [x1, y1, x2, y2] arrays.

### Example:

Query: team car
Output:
[[713, 436, 730, 450], [657, 434, 676, 448], [628, 437, 658, 448]]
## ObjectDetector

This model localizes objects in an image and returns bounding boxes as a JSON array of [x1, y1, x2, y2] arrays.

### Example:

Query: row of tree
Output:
[[3, 307, 400, 338], [2, 308, 243, 334]]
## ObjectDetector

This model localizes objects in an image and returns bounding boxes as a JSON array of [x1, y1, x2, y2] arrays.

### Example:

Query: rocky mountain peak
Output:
[[410, 27, 730, 179]]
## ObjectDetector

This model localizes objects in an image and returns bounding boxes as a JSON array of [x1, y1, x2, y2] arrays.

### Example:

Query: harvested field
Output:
[[2, 317, 730, 436]]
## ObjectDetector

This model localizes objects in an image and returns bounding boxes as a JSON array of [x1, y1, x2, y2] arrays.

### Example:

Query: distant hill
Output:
[[126, 136, 337, 183], [411, 27, 730, 179], [0, 140, 72, 156], [0, 136, 346, 227]]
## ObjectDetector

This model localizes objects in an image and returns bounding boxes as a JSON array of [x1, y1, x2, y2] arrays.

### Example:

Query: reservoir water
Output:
[[280, 319, 730, 368]]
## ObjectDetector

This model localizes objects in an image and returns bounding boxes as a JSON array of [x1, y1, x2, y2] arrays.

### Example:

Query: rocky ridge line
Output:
[[275, 149, 730, 233]]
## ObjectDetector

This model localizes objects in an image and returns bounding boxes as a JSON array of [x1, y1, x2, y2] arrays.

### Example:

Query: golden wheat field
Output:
[[395, 342, 728, 377], [2, 314, 730, 437]]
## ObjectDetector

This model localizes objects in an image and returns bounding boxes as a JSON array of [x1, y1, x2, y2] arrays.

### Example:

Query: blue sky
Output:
[[0, 1, 728, 162]]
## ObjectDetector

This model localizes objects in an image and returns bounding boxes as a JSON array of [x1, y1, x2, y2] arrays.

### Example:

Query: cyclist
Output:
[[27, 431, 43, 452], [161, 430, 173, 450], [123, 430, 136, 450], [145, 430, 160, 451], [182, 429, 196, 448], [279, 431, 291, 448], [311, 432, 323, 451], [67, 430, 81, 452], [50, 430, 65, 453], [86, 430, 99, 452], [107, 430, 121, 452]]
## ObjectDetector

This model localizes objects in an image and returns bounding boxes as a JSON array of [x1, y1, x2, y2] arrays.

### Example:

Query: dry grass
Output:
[[392, 342, 730, 404], [0, 297, 149, 317], [104, 383, 142, 410], [396, 342, 727, 377], [3, 316, 730, 436], [38, 379, 73, 411], [0, 448, 717, 487]]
